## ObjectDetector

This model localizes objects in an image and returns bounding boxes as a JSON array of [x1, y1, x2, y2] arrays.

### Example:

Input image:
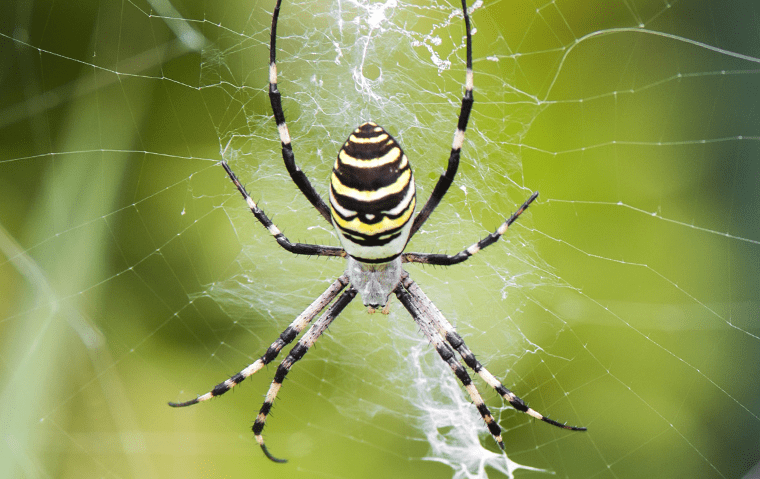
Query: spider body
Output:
[[330, 122, 416, 265], [346, 256, 403, 310], [331, 122, 414, 308], [170, 0, 585, 463]]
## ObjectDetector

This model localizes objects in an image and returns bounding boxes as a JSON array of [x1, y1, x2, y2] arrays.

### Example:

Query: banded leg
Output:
[[253, 286, 358, 463], [168, 274, 349, 408], [410, 0, 474, 237], [222, 161, 344, 257], [268, 0, 332, 224], [395, 283, 505, 451], [401, 273, 586, 431], [403, 191, 538, 265]]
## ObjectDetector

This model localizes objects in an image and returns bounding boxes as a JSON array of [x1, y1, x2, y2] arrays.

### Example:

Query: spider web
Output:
[[1, 0, 759, 478]]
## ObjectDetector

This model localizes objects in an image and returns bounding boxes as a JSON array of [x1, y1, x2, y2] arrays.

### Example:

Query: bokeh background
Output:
[[1, 0, 758, 478]]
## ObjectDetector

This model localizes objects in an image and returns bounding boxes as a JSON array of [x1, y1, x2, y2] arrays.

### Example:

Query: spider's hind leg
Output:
[[267, 0, 333, 223]]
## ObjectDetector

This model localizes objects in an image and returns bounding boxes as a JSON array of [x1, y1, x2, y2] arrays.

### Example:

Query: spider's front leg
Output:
[[401, 273, 587, 432], [168, 274, 349, 408], [252, 286, 357, 463], [395, 283, 506, 451]]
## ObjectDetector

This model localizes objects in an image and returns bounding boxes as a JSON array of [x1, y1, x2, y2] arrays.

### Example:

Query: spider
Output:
[[170, 0, 586, 463]]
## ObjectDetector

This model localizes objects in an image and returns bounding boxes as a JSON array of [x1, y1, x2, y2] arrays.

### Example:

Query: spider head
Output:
[[346, 256, 402, 309]]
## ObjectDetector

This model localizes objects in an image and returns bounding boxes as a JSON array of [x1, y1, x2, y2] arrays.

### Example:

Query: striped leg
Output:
[[410, 0, 474, 237], [394, 283, 505, 451], [400, 273, 586, 432], [268, 0, 332, 224], [402, 191, 538, 265], [253, 286, 358, 463], [168, 274, 349, 408], [222, 161, 344, 257]]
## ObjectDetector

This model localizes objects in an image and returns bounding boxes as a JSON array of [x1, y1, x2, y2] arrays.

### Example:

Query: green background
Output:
[[1, 0, 759, 478]]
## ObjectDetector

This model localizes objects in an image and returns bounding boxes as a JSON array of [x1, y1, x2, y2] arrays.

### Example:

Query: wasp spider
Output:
[[170, 0, 586, 463]]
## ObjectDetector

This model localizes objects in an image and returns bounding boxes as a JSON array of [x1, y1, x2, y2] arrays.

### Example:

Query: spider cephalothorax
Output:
[[170, 0, 585, 464]]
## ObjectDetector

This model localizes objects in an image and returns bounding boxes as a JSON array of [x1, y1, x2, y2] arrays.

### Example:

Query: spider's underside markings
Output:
[[330, 167, 412, 203], [347, 132, 388, 144], [171, 0, 585, 464], [331, 200, 415, 237], [337, 144, 406, 169], [330, 122, 417, 262], [383, 183, 416, 216]]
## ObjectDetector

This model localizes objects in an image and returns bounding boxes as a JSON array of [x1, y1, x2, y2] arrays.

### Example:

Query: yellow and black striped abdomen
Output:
[[329, 122, 416, 263]]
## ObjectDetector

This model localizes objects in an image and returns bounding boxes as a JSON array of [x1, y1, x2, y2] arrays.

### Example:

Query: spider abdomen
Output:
[[329, 122, 416, 263]]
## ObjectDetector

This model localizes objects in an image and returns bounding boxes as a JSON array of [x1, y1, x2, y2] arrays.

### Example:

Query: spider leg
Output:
[[410, 0, 474, 237], [253, 286, 358, 463], [394, 283, 505, 451], [222, 161, 345, 257], [402, 191, 538, 265], [268, 0, 332, 224], [168, 274, 349, 408], [400, 273, 586, 432]]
